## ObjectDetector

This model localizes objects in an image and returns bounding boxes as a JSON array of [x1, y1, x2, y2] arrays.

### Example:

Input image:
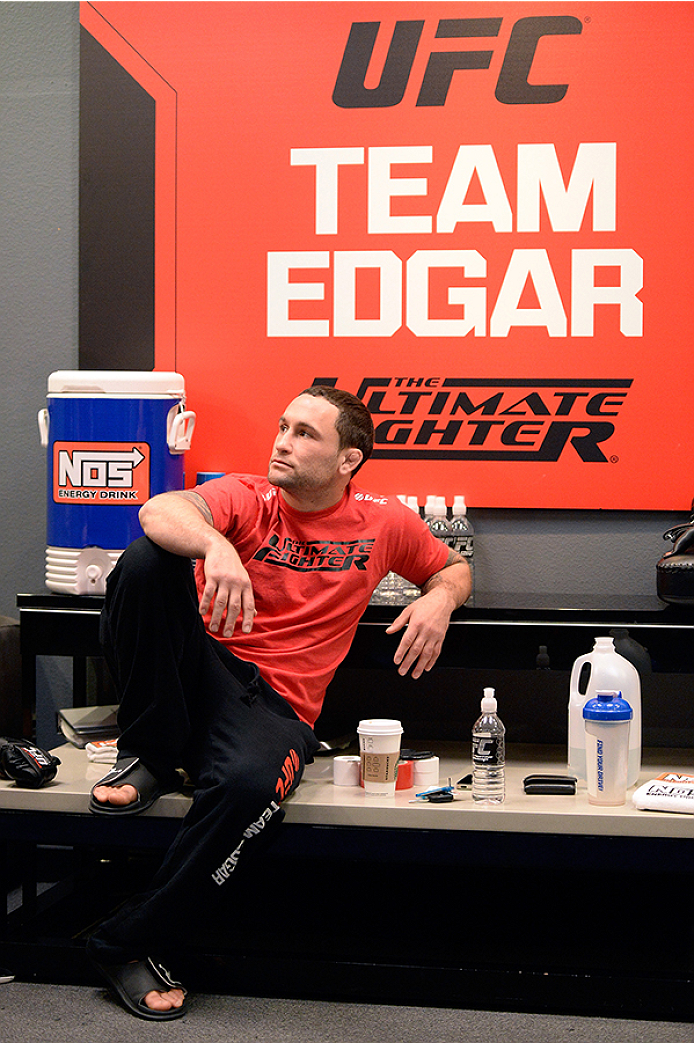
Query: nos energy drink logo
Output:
[[53, 442, 150, 503]]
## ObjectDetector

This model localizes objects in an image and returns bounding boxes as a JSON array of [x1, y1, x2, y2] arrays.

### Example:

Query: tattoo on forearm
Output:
[[174, 489, 214, 526], [421, 549, 467, 597]]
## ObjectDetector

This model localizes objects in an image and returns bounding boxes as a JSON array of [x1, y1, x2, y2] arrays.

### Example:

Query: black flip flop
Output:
[[89, 756, 182, 816], [91, 955, 188, 1020]]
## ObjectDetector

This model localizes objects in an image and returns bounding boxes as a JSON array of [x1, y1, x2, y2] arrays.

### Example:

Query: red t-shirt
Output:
[[194, 475, 449, 726]]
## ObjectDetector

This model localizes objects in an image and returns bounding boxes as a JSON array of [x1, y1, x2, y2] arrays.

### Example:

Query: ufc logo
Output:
[[333, 15, 582, 108]]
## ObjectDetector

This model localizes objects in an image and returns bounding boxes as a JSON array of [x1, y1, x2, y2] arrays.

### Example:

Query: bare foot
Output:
[[91, 760, 176, 815], [92, 783, 139, 807], [143, 986, 186, 1012], [119, 962, 185, 1013]]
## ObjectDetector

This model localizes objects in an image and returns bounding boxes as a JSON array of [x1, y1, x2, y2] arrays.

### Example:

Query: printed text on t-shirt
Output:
[[253, 534, 375, 571]]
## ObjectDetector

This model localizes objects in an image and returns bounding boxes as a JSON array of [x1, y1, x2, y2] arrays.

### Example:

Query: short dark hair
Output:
[[301, 385, 374, 475]]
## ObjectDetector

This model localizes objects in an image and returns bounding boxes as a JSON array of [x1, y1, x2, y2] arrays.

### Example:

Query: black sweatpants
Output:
[[87, 536, 320, 964]]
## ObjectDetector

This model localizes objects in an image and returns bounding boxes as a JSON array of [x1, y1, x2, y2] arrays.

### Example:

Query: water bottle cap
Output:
[[453, 495, 467, 514], [481, 687, 497, 712], [583, 691, 633, 721], [431, 498, 447, 517]]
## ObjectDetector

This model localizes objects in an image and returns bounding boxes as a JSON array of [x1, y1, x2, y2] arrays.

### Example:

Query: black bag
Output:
[[657, 501, 694, 605], [0, 738, 60, 788]]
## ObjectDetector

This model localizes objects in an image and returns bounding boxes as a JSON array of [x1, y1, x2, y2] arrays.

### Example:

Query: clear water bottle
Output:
[[422, 495, 437, 529], [424, 496, 451, 542], [400, 497, 423, 602], [450, 495, 474, 602], [370, 496, 421, 604], [370, 570, 400, 604], [472, 687, 505, 803], [371, 495, 409, 604]]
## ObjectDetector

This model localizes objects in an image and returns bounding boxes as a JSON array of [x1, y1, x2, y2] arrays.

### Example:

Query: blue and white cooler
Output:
[[38, 370, 196, 595]]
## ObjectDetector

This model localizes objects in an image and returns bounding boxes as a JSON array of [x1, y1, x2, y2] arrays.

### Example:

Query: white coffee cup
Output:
[[357, 719, 403, 796], [583, 691, 632, 806]]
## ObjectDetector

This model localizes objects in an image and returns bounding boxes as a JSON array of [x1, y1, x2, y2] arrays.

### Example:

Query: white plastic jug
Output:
[[568, 636, 641, 786]]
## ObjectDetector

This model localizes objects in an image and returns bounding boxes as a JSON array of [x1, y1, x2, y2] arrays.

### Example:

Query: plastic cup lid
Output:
[[357, 719, 403, 735], [583, 691, 633, 721]]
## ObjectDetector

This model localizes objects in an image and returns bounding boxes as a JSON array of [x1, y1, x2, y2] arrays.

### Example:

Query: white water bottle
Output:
[[472, 687, 505, 803], [424, 496, 449, 541], [450, 495, 474, 602], [568, 636, 641, 786], [423, 495, 437, 525]]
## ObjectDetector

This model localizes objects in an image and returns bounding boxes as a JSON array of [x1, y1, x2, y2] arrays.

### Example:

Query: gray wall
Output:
[[472, 506, 678, 599], [0, 1, 685, 629], [1, 2, 79, 617]]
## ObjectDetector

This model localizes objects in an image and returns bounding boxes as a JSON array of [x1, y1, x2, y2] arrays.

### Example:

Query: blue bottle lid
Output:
[[583, 691, 633, 721]]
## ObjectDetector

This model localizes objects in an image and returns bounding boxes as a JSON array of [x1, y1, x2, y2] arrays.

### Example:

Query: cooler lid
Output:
[[47, 371, 186, 396]]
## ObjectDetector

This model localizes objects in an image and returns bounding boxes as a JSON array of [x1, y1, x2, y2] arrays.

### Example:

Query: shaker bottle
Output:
[[583, 691, 633, 806]]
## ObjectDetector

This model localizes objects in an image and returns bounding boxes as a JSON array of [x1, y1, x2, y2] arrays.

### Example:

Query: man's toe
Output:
[[93, 784, 139, 806]]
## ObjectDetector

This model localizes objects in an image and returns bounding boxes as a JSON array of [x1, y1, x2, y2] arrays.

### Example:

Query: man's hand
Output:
[[385, 558, 470, 678], [198, 534, 256, 637], [139, 490, 256, 638], [385, 587, 456, 678]]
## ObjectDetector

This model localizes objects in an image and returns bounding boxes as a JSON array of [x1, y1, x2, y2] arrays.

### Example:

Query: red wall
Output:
[[81, 2, 694, 509]]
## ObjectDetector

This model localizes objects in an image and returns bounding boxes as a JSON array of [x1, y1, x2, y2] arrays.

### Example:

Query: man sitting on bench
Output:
[[87, 385, 470, 1020]]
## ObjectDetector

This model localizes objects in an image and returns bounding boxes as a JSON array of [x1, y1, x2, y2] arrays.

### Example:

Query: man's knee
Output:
[[108, 537, 192, 593], [228, 746, 305, 807], [118, 535, 171, 572]]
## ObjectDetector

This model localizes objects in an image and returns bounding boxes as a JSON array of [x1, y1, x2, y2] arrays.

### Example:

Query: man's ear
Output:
[[340, 448, 363, 476]]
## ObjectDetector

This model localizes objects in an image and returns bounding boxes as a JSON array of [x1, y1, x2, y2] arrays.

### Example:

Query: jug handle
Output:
[[38, 409, 49, 448], [569, 654, 591, 701], [168, 410, 196, 453]]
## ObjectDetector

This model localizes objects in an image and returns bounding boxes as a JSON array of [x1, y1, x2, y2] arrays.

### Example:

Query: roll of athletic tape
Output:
[[333, 754, 361, 787], [413, 756, 440, 790]]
